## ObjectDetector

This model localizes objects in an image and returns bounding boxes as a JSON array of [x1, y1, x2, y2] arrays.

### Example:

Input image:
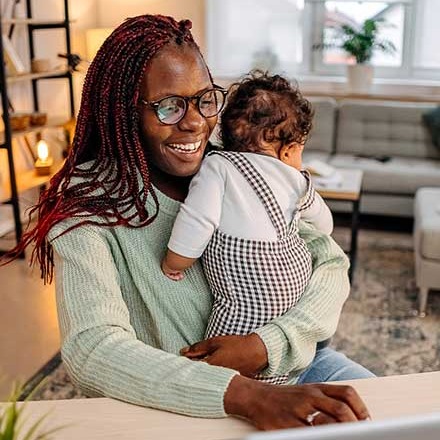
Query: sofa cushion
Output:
[[329, 154, 440, 195], [337, 100, 440, 159], [414, 188, 440, 260], [305, 97, 337, 153]]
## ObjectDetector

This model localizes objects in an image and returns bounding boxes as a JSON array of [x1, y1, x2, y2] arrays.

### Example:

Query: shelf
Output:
[[1, 19, 70, 25], [0, 116, 70, 146], [0, 0, 74, 253], [6, 68, 69, 84], [0, 160, 65, 204]]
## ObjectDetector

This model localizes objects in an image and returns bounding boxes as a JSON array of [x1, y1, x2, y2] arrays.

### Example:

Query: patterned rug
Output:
[[24, 227, 440, 401]]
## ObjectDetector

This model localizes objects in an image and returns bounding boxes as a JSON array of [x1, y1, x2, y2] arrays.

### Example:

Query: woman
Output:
[[10, 15, 372, 430]]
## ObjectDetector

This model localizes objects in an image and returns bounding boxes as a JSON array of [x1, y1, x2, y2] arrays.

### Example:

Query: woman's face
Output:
[[139, 44, 217, 178]]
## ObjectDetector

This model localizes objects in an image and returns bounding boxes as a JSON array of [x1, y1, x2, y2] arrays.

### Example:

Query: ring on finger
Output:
[[306, 410, 321, 426]]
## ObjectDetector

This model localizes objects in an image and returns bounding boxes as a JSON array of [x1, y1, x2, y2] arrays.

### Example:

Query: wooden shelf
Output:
[[1, 19, 69, 25], [0, 117, 69, 145], [0, 160, 65, 204], [6, 69, 69, 84]]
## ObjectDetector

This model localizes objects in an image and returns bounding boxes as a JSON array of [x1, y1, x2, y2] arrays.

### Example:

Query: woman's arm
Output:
[[50, 222, 238, 418], [224, 375, 370, 430], [51, 221, 370, 429]]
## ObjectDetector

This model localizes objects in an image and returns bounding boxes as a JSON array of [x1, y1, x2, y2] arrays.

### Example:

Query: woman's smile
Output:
[[167, 139, 202, 153]]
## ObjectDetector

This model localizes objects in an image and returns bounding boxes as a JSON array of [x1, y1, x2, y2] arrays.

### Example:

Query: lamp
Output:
[[85, 28, 114, 61], [34, 140, 53, 176]]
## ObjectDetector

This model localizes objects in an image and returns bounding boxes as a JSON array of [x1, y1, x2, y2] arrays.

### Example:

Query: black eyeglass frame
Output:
[[140, 85, 228, 125]]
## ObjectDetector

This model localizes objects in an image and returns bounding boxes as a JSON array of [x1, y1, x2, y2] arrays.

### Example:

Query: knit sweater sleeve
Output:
[[254, 221, 350, 378], [50, 223, 238, 418]]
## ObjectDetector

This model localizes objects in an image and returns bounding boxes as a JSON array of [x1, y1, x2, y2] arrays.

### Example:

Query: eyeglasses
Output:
[[141, 86, 228, 125]]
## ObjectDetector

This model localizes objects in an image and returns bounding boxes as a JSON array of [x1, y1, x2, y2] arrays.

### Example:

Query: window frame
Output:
[[306, 0, 417, 79]]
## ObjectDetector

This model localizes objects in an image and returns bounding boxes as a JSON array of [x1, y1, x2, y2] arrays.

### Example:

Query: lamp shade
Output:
[[85, 28, 114, 61]]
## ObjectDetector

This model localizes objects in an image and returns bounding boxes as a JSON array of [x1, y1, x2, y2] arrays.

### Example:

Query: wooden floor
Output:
[[0, 245, 59, 400]]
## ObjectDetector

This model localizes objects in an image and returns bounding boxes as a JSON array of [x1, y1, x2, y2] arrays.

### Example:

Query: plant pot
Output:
[[347, 64, 374, 93]]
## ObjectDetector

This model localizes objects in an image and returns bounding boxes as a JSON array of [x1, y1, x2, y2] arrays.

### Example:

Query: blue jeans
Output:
[[296, 347, 375, 384]]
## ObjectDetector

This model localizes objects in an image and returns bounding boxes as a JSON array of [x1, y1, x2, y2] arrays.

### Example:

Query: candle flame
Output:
[[37, 140, 49, 161]]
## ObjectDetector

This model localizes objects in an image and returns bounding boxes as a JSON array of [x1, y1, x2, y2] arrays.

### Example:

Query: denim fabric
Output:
[[297, 347, 375, 384]]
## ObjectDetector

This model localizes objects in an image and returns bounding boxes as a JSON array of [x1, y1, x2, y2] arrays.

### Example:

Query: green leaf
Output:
[[1, 381, 66, 440], [314, 17, 396, 64]]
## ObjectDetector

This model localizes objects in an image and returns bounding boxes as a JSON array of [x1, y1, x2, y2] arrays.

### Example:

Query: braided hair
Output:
[[3, 15, 203, 283]]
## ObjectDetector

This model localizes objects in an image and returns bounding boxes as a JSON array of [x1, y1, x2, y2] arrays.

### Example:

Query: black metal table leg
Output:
[[348, 198, 361, 282]]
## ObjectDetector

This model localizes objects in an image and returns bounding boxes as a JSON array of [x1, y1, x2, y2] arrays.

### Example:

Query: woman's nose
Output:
[[178, 101, 205, 131]]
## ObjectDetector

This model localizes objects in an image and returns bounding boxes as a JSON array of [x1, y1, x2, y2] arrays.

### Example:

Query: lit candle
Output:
[[34, 140, 53, 176]]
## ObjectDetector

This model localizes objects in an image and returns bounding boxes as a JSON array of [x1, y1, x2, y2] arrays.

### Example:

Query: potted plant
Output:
[[314, 18, 396, 92], [0, 383, 65, 440]]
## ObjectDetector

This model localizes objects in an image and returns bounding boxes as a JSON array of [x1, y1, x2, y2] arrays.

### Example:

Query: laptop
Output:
[[243, 412, 440, 440]]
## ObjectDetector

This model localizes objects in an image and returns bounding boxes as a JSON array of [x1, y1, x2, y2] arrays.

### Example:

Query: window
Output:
[[413, 0, 440, 70], [320, 1, 404, 67], [307, 0, 410, 77], [207, 0, 304, 77], [207, 0, 440, 81]]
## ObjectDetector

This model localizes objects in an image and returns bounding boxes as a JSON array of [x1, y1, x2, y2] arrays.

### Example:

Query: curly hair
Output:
[[1, 15, 208, 283], [220, 71, 313, 153]]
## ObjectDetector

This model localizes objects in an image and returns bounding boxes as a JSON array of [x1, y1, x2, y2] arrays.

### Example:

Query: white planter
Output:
[[347, 64, 374, 93]]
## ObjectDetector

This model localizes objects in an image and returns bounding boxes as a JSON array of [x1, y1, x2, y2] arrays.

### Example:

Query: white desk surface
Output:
[[6, 371, 440, 440]]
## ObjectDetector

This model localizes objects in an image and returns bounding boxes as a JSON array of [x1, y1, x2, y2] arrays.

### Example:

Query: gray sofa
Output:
[[304, 98, 440, 217]]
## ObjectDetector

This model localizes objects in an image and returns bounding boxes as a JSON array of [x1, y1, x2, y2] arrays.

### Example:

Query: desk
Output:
[[5, 371, 440, 440], [312, 168, 363, 281]]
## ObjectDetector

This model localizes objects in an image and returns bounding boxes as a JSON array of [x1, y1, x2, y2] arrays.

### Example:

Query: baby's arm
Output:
[[161, 250, 197, 281], [162, 155, 226, 280], [298, 171, 333, 235]]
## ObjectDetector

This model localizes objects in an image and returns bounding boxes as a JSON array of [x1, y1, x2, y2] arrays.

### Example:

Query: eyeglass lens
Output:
[[156, 89, 225, 124]]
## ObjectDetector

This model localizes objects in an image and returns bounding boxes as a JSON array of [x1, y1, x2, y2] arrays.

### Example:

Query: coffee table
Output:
[[311, 168, 364, 281]]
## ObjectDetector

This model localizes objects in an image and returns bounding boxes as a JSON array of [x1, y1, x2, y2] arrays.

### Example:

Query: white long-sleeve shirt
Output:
[[168, 152, 333, 258]]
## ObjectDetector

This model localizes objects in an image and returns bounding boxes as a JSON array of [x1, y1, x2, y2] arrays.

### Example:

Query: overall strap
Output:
[[208, 151, 288, 238]]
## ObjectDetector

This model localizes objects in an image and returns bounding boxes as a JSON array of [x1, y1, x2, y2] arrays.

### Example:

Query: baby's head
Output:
[[220, 71, 313, 168]]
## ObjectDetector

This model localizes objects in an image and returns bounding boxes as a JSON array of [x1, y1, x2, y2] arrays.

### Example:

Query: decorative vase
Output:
[[347, 64, 374, 93]]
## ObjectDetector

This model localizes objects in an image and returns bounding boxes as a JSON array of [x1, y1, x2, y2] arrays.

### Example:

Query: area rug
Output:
[[25, 227, 440, 401]]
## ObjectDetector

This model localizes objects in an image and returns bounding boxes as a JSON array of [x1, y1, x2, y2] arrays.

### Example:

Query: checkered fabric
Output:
[[202, 151, 314, 384]]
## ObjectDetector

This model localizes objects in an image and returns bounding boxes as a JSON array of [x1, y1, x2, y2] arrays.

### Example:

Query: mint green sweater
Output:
[[50, 186, 350, 418]]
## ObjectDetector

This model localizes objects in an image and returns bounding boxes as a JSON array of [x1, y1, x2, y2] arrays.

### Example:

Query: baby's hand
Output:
[[161, 260, 185, 281]]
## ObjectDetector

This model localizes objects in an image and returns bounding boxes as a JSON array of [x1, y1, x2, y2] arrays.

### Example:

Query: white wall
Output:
[[96, 0, 206, 55]]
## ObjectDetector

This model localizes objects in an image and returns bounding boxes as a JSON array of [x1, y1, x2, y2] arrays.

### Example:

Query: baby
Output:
[[161, 71, 333, 384]]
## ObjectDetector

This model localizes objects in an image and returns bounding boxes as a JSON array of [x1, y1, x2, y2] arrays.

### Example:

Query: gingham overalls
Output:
[[202, 151, 315, 384]]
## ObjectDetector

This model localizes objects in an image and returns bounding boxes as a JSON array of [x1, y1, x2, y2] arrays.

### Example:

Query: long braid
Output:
[[1, 15, 201, 283]]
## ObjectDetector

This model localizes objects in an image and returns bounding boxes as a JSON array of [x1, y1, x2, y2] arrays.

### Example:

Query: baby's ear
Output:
[[279, 142, 304, 170], [278, 143, 291, 161], [279, 142, 301, 159]]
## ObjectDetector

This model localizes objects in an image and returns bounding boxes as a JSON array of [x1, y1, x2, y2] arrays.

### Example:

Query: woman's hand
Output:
[[224, 375, 371, 431], [181, 333, 268, 377]]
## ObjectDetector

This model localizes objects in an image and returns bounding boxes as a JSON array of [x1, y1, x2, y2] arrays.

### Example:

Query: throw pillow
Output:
[[422, 106, 440, 150]]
